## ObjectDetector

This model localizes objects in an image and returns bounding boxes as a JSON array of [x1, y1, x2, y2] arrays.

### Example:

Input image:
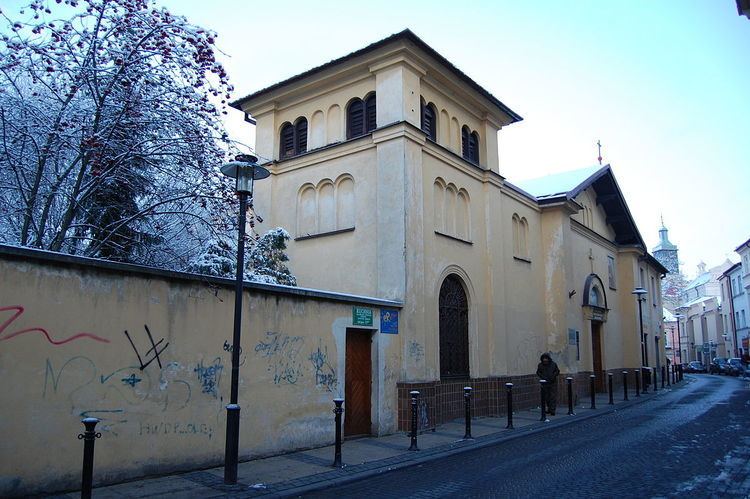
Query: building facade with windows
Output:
[[719, 262, 748, 357], [231, 30, 666, 434]]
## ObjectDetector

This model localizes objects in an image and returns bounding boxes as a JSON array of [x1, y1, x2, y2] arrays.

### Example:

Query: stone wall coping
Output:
[[0, 244, 403, 308]]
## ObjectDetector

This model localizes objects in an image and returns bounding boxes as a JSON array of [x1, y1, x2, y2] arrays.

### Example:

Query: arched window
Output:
[[461, 126, 480, 164], [280, 117, 308, 159], [347, 93, 377, 139], [421, 100, 437, 141], [461, 126, 470, 159], [365, 93, 376, 132], [439, 274, 470, 379], [280, 122, 295, 159], [589, 285, 602, 307]]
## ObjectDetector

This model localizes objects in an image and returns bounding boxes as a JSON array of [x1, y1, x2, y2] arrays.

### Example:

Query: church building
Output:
[[231, 30, 667, 435]]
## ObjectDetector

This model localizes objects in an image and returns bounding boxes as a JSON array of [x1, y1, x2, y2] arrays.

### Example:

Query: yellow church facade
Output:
[[232, 30, 666, 435]]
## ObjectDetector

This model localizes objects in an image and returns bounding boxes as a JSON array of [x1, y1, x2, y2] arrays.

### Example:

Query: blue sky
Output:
[[12, 0, 750, 277]]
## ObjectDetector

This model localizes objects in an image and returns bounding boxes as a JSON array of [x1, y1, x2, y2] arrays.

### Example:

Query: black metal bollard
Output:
[[635, 369, 641, 397], [463, 386, 473, 440], [332, 398, 344, 467], [408, 391, 420, 451], [589, 375, 596, 409], [662, 366, 666, 388], [642, 368, 649, 394], [566, 377, 575, 415], [79, 417, 101, 499], [672, 365, 676, 384], [539, 379, 548, 421], [505, 383, 515, 429], [653, 367, 658, 392], [608, 372, 614, 405], [622, 371, 629, 401]]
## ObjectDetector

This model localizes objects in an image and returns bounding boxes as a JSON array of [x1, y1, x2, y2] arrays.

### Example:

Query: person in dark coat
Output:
[[536, 353, 560, 415]]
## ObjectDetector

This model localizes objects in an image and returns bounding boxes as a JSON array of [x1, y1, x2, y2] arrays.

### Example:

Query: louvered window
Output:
[[469, 131, 479, 164], [461, 126, 480, 165], [280, 117, 308, 159], [295, 118, 307, 154], [421, 101, 436, 141], [347, 94, 376, 139], [347, 99, 364, 139], [280, 123, 295, 159], [365, 94, 376, 133], [461, 126, 470, 159]]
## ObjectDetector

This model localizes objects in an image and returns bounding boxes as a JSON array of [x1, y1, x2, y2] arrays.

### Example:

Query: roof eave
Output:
[[229, 29, 523, 124]]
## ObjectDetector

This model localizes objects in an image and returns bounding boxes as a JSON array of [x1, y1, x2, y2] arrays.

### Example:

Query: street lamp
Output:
[[632, 287, 648, 366], [674, 313, 684, 365], [220, 154, 270, 484]]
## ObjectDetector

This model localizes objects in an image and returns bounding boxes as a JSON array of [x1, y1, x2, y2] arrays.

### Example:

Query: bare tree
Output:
[[0, 0, 240, 268]]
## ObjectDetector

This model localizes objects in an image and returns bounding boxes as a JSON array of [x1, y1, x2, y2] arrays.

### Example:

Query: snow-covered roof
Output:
[[514, 165, 602, 199], [685, 272, 711, 291]]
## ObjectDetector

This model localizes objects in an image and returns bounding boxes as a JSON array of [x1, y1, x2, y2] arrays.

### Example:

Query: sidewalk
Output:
[[51, 380, 685, 498]]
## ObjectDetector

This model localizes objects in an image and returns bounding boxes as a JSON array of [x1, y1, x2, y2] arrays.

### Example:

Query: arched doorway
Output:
[[583, 274, 609, 391], [439, 274, 469, 379]]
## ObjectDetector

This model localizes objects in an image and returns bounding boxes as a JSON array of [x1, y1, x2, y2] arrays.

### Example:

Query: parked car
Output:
[[685, 361, 706, 373], [727, 358, 748, 377], [709, 357, 730, 375]]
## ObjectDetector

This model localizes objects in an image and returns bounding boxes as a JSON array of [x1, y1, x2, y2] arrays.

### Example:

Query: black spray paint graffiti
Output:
[[139, 421, 213, 439], [254, 332, 304, 385], [309, 340, 337, 392], [124, 325, 168, 371], [194, 357, 223, 398], [222, 340, 246, 366]]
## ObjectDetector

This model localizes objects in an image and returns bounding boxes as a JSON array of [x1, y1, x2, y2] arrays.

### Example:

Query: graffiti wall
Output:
[[0, 248, 399, 496]]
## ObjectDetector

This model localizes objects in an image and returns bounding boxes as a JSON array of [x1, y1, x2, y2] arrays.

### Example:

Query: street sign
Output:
[[352, 306, 373, 327], [381, 309, 399, 334]]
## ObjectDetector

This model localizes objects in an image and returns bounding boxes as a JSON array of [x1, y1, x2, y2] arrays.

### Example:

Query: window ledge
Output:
[[295, 226, 355, 241], [435, 230, 472, 245], [513, 256, 531, 264]]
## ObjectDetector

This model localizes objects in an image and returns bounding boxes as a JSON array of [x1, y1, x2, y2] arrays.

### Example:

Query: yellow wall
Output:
[[0, 253, 400, 496]]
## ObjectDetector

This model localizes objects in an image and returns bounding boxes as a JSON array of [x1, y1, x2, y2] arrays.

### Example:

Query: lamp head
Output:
[[220, 154, 270, 194]]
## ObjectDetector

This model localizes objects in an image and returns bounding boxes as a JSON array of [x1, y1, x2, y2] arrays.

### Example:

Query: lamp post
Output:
[[220, 154, 270, 484], [632, 287, 648, 367], [674, 313, 684, 365]]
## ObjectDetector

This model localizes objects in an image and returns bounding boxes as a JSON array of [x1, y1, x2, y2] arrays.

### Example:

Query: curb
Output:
[[254, 380, 688, 498]]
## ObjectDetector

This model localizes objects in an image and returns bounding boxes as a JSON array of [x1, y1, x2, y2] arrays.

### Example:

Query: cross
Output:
[[597, 140, 602, 165]]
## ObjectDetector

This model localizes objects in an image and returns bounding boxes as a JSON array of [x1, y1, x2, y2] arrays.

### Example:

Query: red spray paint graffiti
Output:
[[0, 305, 110, 345]]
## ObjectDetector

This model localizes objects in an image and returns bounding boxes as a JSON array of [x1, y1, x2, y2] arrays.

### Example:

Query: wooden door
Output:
[[345, 329, 372, 437], [592, 322, 605, 391]]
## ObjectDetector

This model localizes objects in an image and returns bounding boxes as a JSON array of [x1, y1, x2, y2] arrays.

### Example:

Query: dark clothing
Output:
[[536, 359, 560, 414]]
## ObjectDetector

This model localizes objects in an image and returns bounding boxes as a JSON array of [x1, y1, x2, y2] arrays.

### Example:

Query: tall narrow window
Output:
[[461, 126, 479, 164], [365, 93, 376, 133], [280, 123, 295, 159], [295, 117, 307, 154], [439, 274, 470, 379], [461, 126, 470, 159], [469, 131, 479, 164], [421, 100, 437, 141], [346, 99, 364, 139]]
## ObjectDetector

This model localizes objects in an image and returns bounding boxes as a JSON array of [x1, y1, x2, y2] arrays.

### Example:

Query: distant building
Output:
[[675, 260, 734, 363], [734, 237, 750, 353], [719, 262, 747, 357], [652, 222, 685, 310]]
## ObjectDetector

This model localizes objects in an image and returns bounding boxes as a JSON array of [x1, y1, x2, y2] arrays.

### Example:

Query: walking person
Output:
[[536, 353, 560, 415]]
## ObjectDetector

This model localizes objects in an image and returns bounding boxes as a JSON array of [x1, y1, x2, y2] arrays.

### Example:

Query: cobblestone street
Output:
[[305, 375, 750, 498]]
